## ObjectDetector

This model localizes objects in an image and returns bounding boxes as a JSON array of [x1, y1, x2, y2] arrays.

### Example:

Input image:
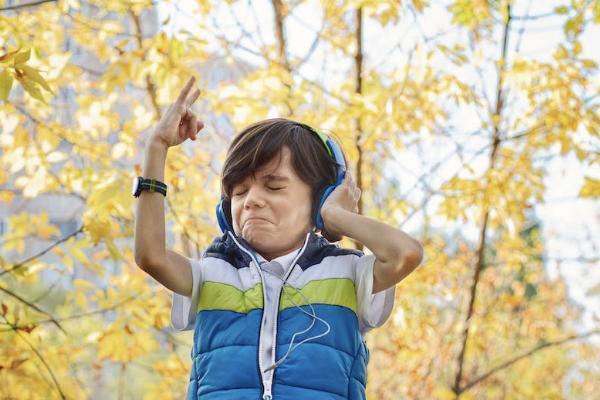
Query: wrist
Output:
[[320, 206, 344, 241], [146, 136, 169, 153], [321, 206, 343, 230]]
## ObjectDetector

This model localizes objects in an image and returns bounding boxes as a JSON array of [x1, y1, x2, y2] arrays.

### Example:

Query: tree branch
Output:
[[0, 226, 84, 277], [512, 12, 559, 20], [452, 4, 513, 397], [271, 0, 294, 116], [459, 329, 600, 393], [0, 313, 67, 399], [0, 294, 140, 333], [129, 9, 161, 121], [0, 285, 67, 334], [0, 0, 55, 12], [353, 5, 365, 252]]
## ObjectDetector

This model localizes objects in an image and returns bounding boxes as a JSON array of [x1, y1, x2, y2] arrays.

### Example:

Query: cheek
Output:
[[230, 202, 241, 226], [283, 199, 313, 224]]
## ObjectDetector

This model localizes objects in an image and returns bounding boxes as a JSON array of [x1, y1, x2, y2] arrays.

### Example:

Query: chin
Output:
[[241, 229, 270, 246]]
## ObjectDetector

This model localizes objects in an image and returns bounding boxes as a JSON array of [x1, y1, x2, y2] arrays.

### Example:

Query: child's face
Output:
[[230, 146, 313, 261]]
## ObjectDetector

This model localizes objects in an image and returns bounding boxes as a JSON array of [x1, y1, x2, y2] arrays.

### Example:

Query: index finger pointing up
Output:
[[176, 76, 196, 105]]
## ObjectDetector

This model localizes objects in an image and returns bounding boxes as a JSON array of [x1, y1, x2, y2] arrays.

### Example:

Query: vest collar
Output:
[[204, 229, 333, 270]]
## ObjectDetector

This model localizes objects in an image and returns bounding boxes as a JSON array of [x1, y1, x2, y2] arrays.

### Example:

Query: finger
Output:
[[178, 119, 187, 139], [179, 112, 192, 138], [196, 120, 204, 134], [179, 108, 190, 127], [185, 88, 201, 108], [175, 76, 196, 106], [187, 115, 198, 139]]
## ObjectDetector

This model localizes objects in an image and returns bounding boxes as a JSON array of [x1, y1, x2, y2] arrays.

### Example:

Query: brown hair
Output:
[[220, 118, 347, 240]]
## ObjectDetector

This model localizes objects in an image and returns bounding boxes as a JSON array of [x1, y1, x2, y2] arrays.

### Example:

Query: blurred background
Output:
[[0, 0, 598, 398]]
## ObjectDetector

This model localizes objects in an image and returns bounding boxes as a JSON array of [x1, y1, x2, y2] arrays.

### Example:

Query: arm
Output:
[[133, 140, 193, 296], [133, 76, 205, 297], [321, 206, 423, 294], [320, 173, 423, 294]]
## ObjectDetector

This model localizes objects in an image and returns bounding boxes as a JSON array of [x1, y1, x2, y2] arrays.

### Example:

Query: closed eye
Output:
[[233, 187, 284, 196]]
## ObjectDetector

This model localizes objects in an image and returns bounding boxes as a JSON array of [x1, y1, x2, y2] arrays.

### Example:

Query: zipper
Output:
[[264, 239, 308, 398], [227, 231, 311, 400], [262, 382, 272, 400], [226, 232, 272, 399], [269, 248, 303, 376]]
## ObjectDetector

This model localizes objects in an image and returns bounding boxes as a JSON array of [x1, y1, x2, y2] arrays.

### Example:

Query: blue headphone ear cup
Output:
[[216, 197, 233, 233], [314, 165, 346, 230], [315, 184, 336, 230], [312, 185, 327, 229]]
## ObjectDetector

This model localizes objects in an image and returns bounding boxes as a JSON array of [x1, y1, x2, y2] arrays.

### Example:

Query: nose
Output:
[[243, 184, 266, 209]]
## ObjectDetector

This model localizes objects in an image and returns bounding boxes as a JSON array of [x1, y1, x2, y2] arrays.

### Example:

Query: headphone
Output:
[[215, 124, 347, 235]]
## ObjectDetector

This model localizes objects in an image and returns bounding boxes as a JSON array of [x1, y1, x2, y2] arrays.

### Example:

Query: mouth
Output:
[[244, 217, 270, 225]]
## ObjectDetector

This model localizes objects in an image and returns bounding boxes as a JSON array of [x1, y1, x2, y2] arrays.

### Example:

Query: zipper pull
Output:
[[262, 380, 272, 400]]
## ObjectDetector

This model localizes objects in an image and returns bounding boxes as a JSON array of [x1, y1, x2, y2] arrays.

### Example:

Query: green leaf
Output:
[[525, 283, 538, 300]]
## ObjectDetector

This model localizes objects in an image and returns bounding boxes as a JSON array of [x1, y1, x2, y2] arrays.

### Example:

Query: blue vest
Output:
[[185, 230, 370, 400]]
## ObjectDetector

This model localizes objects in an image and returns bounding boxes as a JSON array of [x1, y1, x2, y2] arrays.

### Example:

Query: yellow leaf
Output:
[[71, 246, 88, 265], [19, 65, 54, 95], [433, 387, 457, 400], [0, 190, 15, 203], [73, 278, 95, 291], [0, 68, 13, 101], [579, 176, 600, 197], [62, 254, 74, 273], [106, 240, 120, 262], [16, 76, 47, 104], [74, 291, 88, 309], [13, 49, 31, 66], [0, 48, 21, 64]]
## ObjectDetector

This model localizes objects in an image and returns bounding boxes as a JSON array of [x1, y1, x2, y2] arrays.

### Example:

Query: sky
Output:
[[158, 0, 599, 335]]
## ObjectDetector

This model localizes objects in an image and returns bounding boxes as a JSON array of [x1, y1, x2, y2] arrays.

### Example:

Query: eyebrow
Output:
[[235, 174, 290, 188], [262, 174, 290, 182]]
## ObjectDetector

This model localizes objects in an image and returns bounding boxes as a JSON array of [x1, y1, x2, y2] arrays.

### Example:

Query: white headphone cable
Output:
[[261, 267, 331, 372]]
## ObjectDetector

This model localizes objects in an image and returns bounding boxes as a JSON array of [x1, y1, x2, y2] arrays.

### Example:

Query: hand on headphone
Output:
[[320, 173, 361, 240]]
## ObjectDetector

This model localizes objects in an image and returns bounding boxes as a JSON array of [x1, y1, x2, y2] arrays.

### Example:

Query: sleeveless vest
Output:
[[185, 230, 370, 400]]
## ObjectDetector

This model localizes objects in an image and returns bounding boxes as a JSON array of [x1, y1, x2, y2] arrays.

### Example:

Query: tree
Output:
[[1, 0, 598, 398]]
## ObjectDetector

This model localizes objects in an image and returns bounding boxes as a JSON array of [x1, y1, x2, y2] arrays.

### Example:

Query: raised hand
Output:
[[149, 76, 205, 148], [320, 173, 361, 241]]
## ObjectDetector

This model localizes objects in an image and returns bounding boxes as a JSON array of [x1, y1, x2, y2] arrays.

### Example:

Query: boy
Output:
[[134, 77, 424, 399]]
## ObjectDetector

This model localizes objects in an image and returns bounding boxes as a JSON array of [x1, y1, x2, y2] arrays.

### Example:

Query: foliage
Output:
[[0, 0, 598, 398]]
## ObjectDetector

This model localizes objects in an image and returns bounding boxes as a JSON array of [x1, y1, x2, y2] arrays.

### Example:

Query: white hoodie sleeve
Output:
[[170, 255, 203, 331], [353, 254, 396, 336]]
